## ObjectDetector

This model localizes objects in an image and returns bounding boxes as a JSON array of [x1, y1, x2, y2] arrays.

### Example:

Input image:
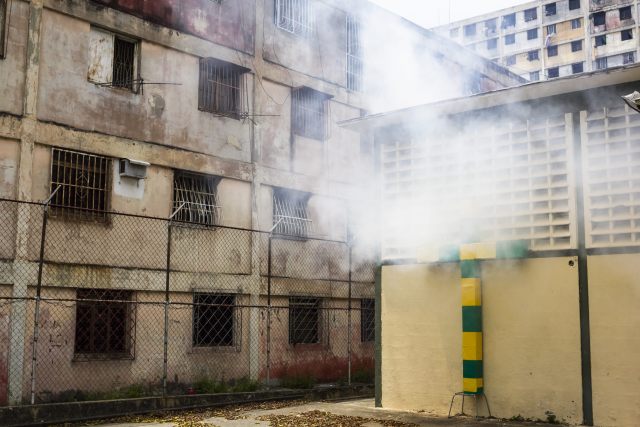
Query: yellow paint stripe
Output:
[[461, 279, 482, 306], [463, 378, 484, 393], [462, 332, 483, 361], [459, 244, 477, 261]]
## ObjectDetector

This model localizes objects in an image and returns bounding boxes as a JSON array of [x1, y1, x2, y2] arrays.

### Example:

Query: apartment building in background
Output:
[[0, 0, 521, 408], [434, 0, 640, 81]]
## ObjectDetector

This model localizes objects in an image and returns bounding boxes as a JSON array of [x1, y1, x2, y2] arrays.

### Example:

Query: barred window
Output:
[[198, 58, 248, 119], [524, 8, 537, 22], [346, 14, 363, 92], [173, 171, 222, 226], [50, 148, 110, 222], [273, 187, 311, 238], [360, 299, 375, 342], [112, 36, 136, 90], [87, 27, 139, 92], [276, 0, 312, 36], [292, 87, 329, 141], [289, 297, 320, 345], [74, 289, 135, 360], [0, 0, 7, 59], [193, 294, 237, 347]]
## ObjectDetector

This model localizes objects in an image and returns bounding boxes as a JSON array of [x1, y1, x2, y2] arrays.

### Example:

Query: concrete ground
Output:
[[93, 398, 562, 427]]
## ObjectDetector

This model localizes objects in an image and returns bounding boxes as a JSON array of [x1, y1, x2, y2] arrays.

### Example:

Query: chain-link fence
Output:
[[0, 198, 376, 406]]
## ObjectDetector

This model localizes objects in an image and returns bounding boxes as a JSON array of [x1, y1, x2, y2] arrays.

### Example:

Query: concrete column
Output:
[[8, 0, 43, 405]]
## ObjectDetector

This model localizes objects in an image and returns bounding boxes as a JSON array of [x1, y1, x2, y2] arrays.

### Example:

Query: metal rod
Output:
[[266, 235, 272, 389], [162, 218, 174, 398]]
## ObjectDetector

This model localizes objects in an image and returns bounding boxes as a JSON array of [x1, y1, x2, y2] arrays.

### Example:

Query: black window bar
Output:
[[292, 86, 330, 140], [198, 58, 249, 119], [50, 148, 110, 222], [192, 294, 238, 348], [289, 297, 320, 345], [173, 171, 222, 227], [112, 36, 137, 90], [272, 187, 312, 238]]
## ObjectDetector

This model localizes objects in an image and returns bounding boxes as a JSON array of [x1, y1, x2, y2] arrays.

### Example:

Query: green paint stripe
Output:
[[462, 306, 482, 332], [439, 244, 460, 262], [496, 240, 529, 259], [460, 260, 480, 278], [463, 360, 483, 378]]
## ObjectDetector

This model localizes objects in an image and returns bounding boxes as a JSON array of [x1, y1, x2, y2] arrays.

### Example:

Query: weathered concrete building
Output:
[[344, 64, 640, 427], [435, 0, 640, 81], [0, 0, 521, 409]]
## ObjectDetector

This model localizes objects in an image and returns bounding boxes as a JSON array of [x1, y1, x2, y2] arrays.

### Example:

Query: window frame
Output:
[[593, 12, 605, 27], [463, 23, 476, 37], [547, 66, 560, 78], [192, 293, 240, 350], [272, 187, 312, 239], [547, 24, 556, 35], [569, 0, 580, 10], [571, 18, 582, 29], [506, 55, 516, 66], [198, 57, 249, 119], [360, 299, 375, 343], [486, 38, 498, 50], [172, 170, 222, 228], [111, 34, 138, 91], [524, 8, 538, 22], [291, 86, 330, 141], [346, 14, 363, 92], [527, 50, 540, 61], [621, 29, 633, 42], [502, 13, 516, 29], [527, 28, 538, 40], [595, 35, 606, 47], [73, 289, 136, 361], [571, 62, 584, 74], [571, 40, 583, 52], [623, 52, 635, 65], [505, 33, 515, 45], [530, 70, 540, 81], [288, 297, 322, 345], [620, 6, 632, 21], [275, 0, 312, 36], [545, 3, 556, 17], [547, 45, 558, 57], [595, 56, 608, 70]]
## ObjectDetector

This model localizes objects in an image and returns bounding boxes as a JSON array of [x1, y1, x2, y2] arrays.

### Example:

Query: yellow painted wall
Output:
[[589, 254, 640, 427], [381, 257, 582, 423]]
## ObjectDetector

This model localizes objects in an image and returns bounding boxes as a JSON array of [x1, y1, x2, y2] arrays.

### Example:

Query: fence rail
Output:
[[0, 198, 377, 407]]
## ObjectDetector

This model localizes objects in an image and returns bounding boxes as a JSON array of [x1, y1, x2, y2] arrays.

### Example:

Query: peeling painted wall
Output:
[[0, 0, 28, 115]]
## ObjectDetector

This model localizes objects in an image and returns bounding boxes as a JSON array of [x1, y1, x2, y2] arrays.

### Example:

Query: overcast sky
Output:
[[369, 0, 532, 28]]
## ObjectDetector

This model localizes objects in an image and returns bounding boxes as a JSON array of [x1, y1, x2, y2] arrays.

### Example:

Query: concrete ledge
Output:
[[0, 385, 374, 427]]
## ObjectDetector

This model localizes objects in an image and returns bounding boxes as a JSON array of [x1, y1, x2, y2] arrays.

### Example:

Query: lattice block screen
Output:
[[582, 106, 640, 247], [382, 113, 576, 259]]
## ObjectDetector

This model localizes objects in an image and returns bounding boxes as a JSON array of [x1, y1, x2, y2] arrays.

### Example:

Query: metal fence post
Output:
[[347, 240, 352, 386], [266, 235, 272, 388], [30, 187, 59, 405]]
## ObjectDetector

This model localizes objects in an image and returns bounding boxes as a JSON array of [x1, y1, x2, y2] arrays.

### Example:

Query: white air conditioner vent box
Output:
[[119, 159, 149, 179]]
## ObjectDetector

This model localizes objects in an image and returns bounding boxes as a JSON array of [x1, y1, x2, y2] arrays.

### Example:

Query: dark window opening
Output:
[[198, 58, 248, 119], [547, 67, 559, 78], [485, 19, 497, 35], [623, 52, 635, 64], [487, 38, 498, 50], [569, 0, 580, 10], [361, 299, 375, 342], [193, 294, 236, 347], [502, 13, 516, 28], [505, 34, 515, 45], [0, 0, 7, 59], [572, 62, 584, 74], [289, 297, 320, 345], [595, 57, 608, 69], [524, 8, 538, 22], [273, 187, 311, 238], [112, 36, 136, 90], [595, 35, 606, 47], [620, 6, 632, 21], [622, 29, 633, 41], [572, 40, 583, 52], [528, 50, 539, 61], [74, 289, 134, 359], [593, 12, 605, 26], [173, 171, 221, 227], [547, 45, 558, 57], [545, 3, 556, 16], [292, 86, 329, 140], [464, 23, 476, 37], [527, 28, 538, 40], [571, 18, 582, 29], [50, 148, 110, 222]]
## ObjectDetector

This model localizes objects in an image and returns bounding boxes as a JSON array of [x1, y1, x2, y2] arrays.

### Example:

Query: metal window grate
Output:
[[292, 87, 329, 140], [346, 14, 363, 92], [360, 299, 375, 342], [275, 0, 312, 36], [74, 289, 135, 360], [198, 58, 247, 119], [50, 148, 110, 222], [112, 36, 136, 90], [0, 0, 6, 58], [289, 297, 320, 344], [173, 171, 222, 227], [273, 187, 311, 238], [193, 294, 238, 348]]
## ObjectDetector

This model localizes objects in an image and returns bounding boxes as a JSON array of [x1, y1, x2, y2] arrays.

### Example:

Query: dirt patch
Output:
[[256, 410, 418, 427]]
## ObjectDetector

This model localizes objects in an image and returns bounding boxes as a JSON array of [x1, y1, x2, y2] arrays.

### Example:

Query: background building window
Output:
[[545, 3, 556, 16], [571, 18, 582, 29], [572, 40, 583, 52], [361, 299, 375, 342], [463, 23, 476, 37], [530, 70, 540, 81], [292, 86, 329, 140], [276, 0, 311, 36], [502, 13, 516, 29], [569, 0, 580, 10], [505, 34, 515, 45], [193, 294, 236, 347], [620, 6, 632, 21], [527, 50, 539, 61], [547, 24, 556, 35], [173, 171, 222, 226], [547, 67, 559, 78], [50, 148, 110, 222], [623, 52, 635, 64], [572, 62, 584, 74], [593, 12, 605, 26], [485, 19, 497, 35], [449, 27, 459, 38], [595, 35, 606, 47], [487, 38, 498, 50], [273, 187, 311, 238], [506, 55, 516, 66], [198, 58, 248, 119], [547, 45, 558, 57], [527, 28, 538, 40], [595, 57, 608, 70], [87, 28, 139, 92], [0, 0, 7, 58], [621, 29, 633, 41], [289, 297, 320, 344], [524, 8, 538, 22], [74, 289, 134, 360], [346, 14, 363, 92]]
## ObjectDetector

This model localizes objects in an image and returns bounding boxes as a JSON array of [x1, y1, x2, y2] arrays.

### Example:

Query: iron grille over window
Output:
[[193, 294, 237, 347], [273, 187, 311, 238], [0, 0, 7, 58], [346, 14, 363, 92], [112, 36, 136, 90], [198, 58, 248, 119], [173, 171, 222, 226], [74, 289, 135, 360], [276, 0, 311, 36], [50, 148, 110, 222], [361, 299, 375, 342], [292, 86, 329, 140], [289, 297, 320, 344]]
